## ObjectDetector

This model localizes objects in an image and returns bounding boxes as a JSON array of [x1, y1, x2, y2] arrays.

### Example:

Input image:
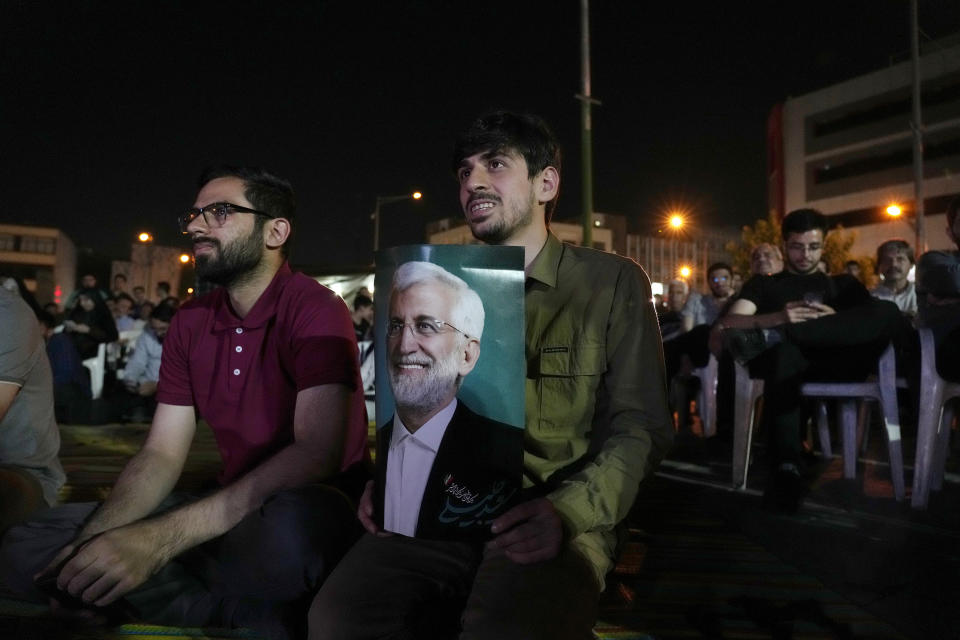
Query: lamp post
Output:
[[137, 231, 154, 301], [372, 191, 422, 254]]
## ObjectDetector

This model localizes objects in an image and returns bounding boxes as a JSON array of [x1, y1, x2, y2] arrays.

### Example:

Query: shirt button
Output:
[[235, 328, 243, 334], [235, 346, 242, 353], [233, 369, 240, 375]]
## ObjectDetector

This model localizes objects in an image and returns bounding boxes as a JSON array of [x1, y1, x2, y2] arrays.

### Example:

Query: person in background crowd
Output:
[[871, 239, 917, 318], [720, 208, 902, 512], [155, 281, 171, 303], [351, 292, 374, 342], [916, 197, 960, 381], [681, 262, 735, 333], [121, 302, 176, 422], [112, 273, 129, 297], [64, 274, 109, 311], [63, 290, 118, 360], [131, 286, 148, 318], [112, 293, 138, 332], [751, 243, 784, 276], [658, 279, 688, 342]]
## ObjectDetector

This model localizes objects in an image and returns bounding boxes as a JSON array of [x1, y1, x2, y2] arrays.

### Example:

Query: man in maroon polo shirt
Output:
[[0, 166, 369, 639]]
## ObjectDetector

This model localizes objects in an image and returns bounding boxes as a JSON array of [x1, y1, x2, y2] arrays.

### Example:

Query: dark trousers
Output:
[[749, 300, 903, 468], [308, 533, 600, 640], [0, 484, 363, 640]]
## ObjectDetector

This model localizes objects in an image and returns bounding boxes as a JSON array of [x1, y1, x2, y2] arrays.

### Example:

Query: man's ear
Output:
[[458, 339, 481, 378], [535, 166, 560, 206], [265, 218, 291, 250]]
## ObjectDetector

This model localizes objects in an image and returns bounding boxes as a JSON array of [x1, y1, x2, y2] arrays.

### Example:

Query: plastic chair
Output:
[[692, 354, 719, 438], [731, 343, 905, 500], [82, 342, 107, 400], [910, 328, 960, 509]]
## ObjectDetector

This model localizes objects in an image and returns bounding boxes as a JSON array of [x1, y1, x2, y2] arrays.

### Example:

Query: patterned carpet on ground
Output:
[[1, 423, 920, 639]]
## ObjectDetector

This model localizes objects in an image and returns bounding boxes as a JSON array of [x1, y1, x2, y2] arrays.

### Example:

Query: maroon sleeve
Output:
[[290, 287, 360, 392], [155, 310, 195, 406]]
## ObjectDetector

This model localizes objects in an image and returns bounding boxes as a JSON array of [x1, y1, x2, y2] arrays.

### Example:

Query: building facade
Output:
[[0, 224, 76, 306], [770, 37, 960, 257]]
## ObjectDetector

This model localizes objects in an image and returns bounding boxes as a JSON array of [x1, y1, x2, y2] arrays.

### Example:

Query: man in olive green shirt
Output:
[[310, 112, 673, 640]]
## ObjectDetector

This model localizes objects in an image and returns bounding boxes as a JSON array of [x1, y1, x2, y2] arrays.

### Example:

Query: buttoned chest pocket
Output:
[[532, 343, 606, 439]]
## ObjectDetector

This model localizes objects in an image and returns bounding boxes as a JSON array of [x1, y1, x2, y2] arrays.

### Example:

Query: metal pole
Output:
[[373, 198, 382, 254], [579, 0, 593, 248], [911, 0, 925, 252]]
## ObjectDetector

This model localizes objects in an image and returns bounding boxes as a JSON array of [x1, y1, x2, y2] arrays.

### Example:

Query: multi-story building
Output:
[[0, 224, 76, 306], [770, 36, 960, 257]]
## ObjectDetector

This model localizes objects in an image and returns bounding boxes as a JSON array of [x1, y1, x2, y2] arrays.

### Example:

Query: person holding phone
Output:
[[716, 208, 903, 512]]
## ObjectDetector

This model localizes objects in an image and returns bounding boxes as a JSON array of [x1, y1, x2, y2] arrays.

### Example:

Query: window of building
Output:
[[19, 235, 56, 254], [0, 234, 14, 251]]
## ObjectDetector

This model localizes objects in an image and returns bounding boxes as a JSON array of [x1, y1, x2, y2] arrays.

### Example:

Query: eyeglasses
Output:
[[387, 318, 472, 340], [179, 202, 277, 234], [711, 275, 730, 283]]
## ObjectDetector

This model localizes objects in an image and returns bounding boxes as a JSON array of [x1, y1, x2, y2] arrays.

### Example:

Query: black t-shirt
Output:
[[738, 271, 871, 314]]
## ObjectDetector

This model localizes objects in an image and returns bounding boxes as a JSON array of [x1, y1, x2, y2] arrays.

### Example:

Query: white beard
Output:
[[389, 353, 460, 415]]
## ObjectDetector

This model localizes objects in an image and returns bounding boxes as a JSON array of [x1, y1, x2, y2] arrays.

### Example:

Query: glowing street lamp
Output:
[[886, 204, 903, 218], [679, 265, 692, 279], [179, 253, 191, 264], [138, 232, 153, 243], [669, 214, 685, 229]]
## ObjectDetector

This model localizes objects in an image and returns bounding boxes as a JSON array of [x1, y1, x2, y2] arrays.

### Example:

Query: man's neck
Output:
[[227, 259, 283, 318], [500, 223, 548, 274], [397, 394, 456, 433], [885, 278, 909, 294]]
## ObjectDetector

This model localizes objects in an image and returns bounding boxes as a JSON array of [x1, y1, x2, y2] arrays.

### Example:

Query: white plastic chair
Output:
[[82, 342, 107, 400], [731, 343, 905, 500], [692, 354, 719, 438], [910, 328, 960, 509]]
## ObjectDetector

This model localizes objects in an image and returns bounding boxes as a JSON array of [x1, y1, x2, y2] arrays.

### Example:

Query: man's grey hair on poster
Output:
[[391, 261, 485, 341]]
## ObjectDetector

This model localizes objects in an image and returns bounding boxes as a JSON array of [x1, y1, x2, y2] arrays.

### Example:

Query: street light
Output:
[[138, 232, 153, 243], [679, 265, 692, 279], [886, 203, 903, 218], [372, 192, 423, 254], [179, 253, 191, 264], [669, 214, 685, 229]]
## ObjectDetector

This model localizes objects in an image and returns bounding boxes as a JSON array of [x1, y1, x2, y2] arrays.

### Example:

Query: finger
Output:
[[504, 546, 556, 565], [93, 575, 132, 607], [36, 545, 75, 581], [359, 480, 374, 517], [491, 501, 536, 534], [80, 571, 118, 604], [57, 548, 97, 590]]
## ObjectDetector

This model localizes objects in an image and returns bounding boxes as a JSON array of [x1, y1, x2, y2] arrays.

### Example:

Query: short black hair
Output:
[[151, 301, 177, 323], [452, 111, 562, 221], [781, 208, 828, 239], [198, 165, 297, 257], [707, 262, 733, 281], [114, 292, 135, 304], [353, 293, 373, 311], [156, 281, 171, 294]]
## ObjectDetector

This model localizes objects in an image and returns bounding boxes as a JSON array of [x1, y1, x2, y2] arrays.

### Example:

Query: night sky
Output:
[[3, 1, 959, 272]]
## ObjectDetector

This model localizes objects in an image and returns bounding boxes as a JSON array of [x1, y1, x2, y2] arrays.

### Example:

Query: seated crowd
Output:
[[0, 109, 956, 638]]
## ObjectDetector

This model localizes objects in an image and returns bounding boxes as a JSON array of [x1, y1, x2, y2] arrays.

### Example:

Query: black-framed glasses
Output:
[[387, 318, 472, 340], [179, 202, 278, 234]]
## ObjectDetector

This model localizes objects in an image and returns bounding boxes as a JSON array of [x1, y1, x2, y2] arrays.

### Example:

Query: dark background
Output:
[[3, 1, 959, 271]]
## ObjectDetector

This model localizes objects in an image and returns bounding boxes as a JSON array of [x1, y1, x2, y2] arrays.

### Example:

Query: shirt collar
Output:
[[526, 232, 562, 288], [213, 262, 293, 330], [390, 397, 458, 453]]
